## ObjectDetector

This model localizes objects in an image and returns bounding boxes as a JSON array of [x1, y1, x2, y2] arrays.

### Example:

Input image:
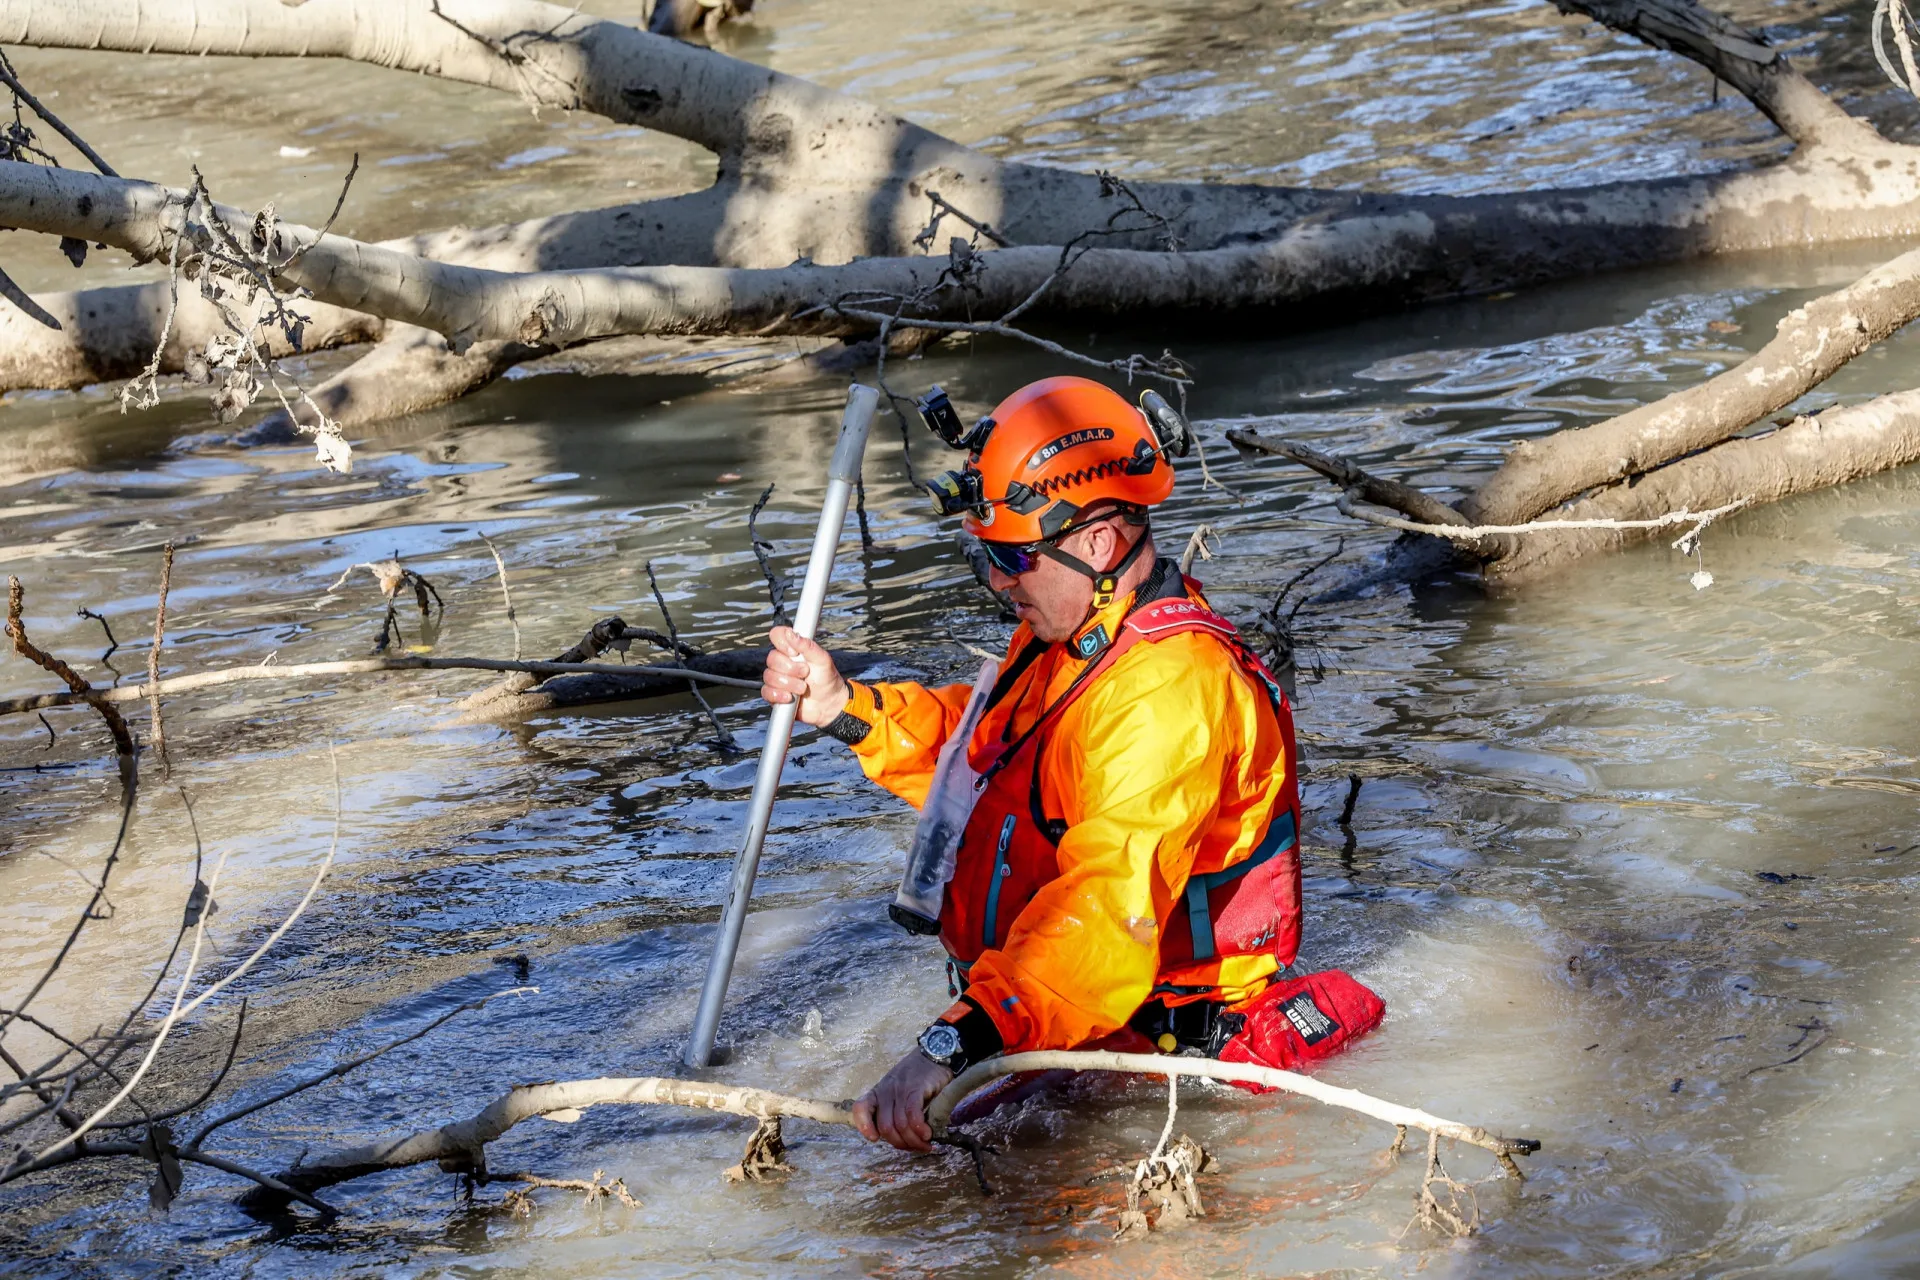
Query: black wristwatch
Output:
[[916, 1021, 967, 1074]]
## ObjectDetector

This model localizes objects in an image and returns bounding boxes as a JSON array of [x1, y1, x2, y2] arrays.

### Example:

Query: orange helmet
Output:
[[916, 376, 1190, 544]]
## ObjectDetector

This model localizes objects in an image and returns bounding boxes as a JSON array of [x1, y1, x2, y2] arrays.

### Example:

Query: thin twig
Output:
[[75, 608, 119, 663], [147, 542, 174, 776], [0, 49, 117, 176], [277, 155, 359, 274], [0, 779, 137, 1041], [7, 576, 136, 780], [645, 562, 738, 752], [1178, 525, 1217, 577], [90, 1001, 248, 1132], [0, 653, 763, 719], [746, 485, 791, 626], [34, 746, 343, 1162], [477, 534, 521, 662]]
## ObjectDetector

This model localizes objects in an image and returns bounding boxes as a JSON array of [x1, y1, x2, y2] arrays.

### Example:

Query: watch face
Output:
[[920, 1023, 961, 1060]]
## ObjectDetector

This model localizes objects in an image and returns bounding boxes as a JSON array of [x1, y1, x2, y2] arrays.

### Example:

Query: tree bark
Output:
[[5, 0, 1920, 419], [0, 283, 379, 392], [1465, 244, 1920, 526], [12, 151, 1920, 361], [1485, 389, 1920, 586]]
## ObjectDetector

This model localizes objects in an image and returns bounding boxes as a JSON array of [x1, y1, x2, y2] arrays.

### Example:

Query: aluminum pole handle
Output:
[[684, 384, 878, 1067]]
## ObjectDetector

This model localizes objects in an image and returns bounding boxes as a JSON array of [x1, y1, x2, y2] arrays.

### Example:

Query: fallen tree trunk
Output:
[[0, 283, 380, 392], [12, 147, 1920, 361], [4, 0, 1919, 593], [1486, 389, 1920, 585], [5, 0, 1920, 419], [452, 647, 886, 721], [1464, 244, 1920, 526]]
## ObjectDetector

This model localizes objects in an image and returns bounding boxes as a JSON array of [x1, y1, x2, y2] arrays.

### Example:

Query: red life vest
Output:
[[938, 587, 1304, 996]]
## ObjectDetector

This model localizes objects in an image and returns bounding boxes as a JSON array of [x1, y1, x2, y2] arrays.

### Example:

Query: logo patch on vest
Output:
[[1280, 992, 1340, 1046], [1074, 624, 1111, 659], [1028, 427, 1115, 470]]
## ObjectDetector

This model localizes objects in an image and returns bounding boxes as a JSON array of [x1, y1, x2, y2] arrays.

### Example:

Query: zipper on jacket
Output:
[[982, 815, 1018, 949]]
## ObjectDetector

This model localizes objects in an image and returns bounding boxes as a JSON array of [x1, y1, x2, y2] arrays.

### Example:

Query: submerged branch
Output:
[[930, 1051, 1540, 1166], [246, 1077, 855, 1207], [0, 653, 762, 719], [245, 1052, 1532, 1208]]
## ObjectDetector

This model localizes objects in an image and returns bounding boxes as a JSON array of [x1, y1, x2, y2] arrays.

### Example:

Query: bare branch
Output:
[[476, 535, 521, 662], [0, 262, 60, 329], [746, 485, 791, 627], [31, 746, 341, 1162], [146, 543, 174, 776], [0, 781, 137, 1042], [0, 47, 115, 175], [90, 1001, 247, 1132], [250, 1076, 854, 1207], [6, 576, 136, 779], [0, 652, 762, 721], [646, 561, 738, 752], [1225, 431, 1473, 531], [929, 1051, 1539, 1167]]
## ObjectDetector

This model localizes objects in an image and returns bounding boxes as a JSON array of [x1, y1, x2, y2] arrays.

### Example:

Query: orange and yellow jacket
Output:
[[837, 567, 1301, 1056]]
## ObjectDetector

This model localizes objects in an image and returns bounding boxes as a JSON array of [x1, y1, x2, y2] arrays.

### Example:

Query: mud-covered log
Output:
[[1487, 388, 1920, 585], [1467, 244, 1920, 526], [467, 647, 888, 719]]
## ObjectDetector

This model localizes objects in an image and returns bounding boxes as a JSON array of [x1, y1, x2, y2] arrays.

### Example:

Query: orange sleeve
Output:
[[839, 678, 974, 810], [961, 636, 1244, 1053]]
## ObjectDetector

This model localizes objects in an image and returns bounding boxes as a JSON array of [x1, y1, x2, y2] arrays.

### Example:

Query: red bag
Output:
[[1216, 969, 1385, 1091]]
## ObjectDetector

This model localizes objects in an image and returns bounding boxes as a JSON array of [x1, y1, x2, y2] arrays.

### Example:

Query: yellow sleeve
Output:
[[962, 637, 1234, 1052], [839, 678, 974, 810]]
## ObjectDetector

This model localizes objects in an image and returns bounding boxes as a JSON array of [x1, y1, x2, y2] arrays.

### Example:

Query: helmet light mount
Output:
[[916, 384, 999, 517], [914, 380, 1187, 522], [914, 384, 994, 453]]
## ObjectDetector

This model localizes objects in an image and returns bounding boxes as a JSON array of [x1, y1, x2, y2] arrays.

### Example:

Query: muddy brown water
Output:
[[4, 0, 1920, 1276]]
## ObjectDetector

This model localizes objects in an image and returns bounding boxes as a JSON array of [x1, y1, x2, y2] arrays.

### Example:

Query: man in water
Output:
[[761, 376, 1303, 1151]]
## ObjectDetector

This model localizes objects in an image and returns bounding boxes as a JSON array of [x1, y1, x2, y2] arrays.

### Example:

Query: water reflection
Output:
[[4, 0, 1920, 1275]]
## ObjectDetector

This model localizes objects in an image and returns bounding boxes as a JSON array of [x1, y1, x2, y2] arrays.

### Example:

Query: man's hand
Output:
[[761, 626, 851, 728], [852, 1049, 953, 1152]]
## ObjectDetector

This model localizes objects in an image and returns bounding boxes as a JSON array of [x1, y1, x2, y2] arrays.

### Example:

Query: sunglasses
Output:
[[977, 538, 1051, 576], [976, 511, 1133, 577]]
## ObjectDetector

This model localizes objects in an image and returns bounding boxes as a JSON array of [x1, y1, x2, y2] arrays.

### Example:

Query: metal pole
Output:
[[684, 383, 879, 1068]]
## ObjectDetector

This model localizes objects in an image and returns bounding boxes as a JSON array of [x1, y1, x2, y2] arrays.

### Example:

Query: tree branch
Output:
[[929, 1051, 1539, 1166], [247, 1076, 854, 1206], [1467, 243, 1920, 525], [1487, 387, 1920, 586], [1225, 431, 1474, 530], [1552, 0, 1877, 148], [0, 652, 763, 721]]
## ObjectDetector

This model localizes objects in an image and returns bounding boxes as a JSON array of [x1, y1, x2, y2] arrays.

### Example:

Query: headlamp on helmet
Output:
[[921, 467, 986, 517]]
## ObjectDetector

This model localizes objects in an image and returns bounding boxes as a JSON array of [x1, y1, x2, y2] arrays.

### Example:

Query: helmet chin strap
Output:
[[1040, 523, 1153, 615]]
